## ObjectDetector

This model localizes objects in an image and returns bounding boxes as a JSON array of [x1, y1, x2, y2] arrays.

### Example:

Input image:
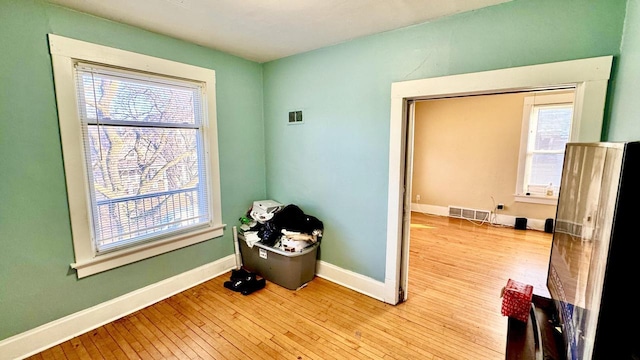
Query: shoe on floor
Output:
[[224, 272, 257, 292], [223, 279, 246, 292], [241, 277, 266, 296], [230, 268, 251, 281]]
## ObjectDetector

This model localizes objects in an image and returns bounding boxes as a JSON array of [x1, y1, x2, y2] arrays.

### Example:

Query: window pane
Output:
[[87, 125, 208, 251], [75, 65, 212, 253], [529, 153, 564, 188], [78, 68, 200, 126], [534, 106, 572, 151]]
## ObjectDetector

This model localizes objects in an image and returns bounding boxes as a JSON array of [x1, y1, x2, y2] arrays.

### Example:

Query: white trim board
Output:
[[0, 255, 386, 360], [410, 204, 551, 231], [0, 255, 237, 360], [315, 261, 386, 302], [48, 34, 225, 278], [410, 203, 447, 216]]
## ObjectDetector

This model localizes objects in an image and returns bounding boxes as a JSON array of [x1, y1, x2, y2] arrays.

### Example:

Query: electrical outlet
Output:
[[497, 203, 504, 210], [416, 194, 421, 202]]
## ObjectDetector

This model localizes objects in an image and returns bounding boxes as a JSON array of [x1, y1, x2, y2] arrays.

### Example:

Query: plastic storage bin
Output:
[[238, 234, 319, 290]]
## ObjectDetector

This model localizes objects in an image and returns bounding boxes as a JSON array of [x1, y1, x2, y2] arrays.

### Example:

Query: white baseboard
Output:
[[0, 255, 237, 360], [486, 213, 548, 231], [410, 203, 448, 216], [1, 255, 389, 360], [315, 260, 386, 302], [411, 203, 549, 232], [522, 218, 547, 232]]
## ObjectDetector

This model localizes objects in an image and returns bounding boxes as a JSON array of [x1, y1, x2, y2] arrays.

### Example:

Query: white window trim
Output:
[[514, 92, 575, 204], [48, 34, 225, 278]]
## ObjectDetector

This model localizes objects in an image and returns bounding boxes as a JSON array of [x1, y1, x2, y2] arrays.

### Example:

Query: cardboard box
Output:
[[501, 279, 533, 322]]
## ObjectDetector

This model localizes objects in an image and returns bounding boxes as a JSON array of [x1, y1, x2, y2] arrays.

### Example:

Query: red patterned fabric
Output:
[[501, 279, 533, 322]]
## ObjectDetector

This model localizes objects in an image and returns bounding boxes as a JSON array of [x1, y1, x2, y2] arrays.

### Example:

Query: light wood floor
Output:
[[28, 212, 552, 360]]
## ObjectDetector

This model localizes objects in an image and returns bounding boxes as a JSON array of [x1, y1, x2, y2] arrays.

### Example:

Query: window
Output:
[[49, 34, 224, 277], [516, 91, 575, 204]]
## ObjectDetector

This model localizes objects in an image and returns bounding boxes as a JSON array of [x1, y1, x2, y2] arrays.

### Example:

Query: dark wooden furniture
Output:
[[505, 294, 565, 360]]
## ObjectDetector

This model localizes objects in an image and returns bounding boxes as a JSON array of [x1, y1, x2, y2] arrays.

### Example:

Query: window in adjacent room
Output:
[[515, 91, 575, 204], [48, 34, 224, 278]]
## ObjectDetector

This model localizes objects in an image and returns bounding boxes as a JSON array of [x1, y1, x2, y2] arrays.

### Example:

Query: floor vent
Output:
[[448, 206, 490, 221]]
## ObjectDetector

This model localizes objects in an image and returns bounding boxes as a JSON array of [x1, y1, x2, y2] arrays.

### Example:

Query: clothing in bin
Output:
[[237, 201, 323, 290], [240, 202, 323, 252]]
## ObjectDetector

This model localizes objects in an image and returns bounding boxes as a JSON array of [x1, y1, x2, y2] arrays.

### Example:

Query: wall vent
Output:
[[448, 206, 490, 221], [288, 110, 303, 124]]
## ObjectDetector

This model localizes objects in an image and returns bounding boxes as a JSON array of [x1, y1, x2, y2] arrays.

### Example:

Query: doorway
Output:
[[383, 56, 613, 305], [410, 89, 574, 223]]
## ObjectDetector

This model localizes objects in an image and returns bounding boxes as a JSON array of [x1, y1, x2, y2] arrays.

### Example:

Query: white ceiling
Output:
[[45, 0, 511, 63]]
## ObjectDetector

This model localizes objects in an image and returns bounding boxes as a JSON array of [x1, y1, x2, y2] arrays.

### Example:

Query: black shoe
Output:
[[224, 278, 247, 292], [241, 277, 266, 295], [230, 268, 251, 281], [224, 271, 257, 292]]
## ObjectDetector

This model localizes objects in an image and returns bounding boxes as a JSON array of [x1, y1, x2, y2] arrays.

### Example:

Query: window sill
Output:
[[71, 224, 225, 278], [514, 194, 558, 205]]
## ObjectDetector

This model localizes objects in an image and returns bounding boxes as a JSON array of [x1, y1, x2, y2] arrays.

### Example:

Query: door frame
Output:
[[383, 56, 613, 304]]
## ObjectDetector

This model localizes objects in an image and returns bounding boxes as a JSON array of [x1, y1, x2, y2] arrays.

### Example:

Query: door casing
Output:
[[383, 56, 613, 304]]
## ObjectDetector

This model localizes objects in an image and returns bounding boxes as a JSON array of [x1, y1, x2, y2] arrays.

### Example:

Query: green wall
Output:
[[1, 0, 637, 344], [262, 0, 627, 281], [610, 0, 640, 139], [0, 0, 266, 340]]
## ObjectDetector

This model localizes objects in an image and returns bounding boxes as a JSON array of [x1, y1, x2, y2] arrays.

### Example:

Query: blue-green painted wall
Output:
[[610, 0, 640, 139], [0, 0, 266, 340], [262, 0, 627, 282], [2, 0, 638, 343]]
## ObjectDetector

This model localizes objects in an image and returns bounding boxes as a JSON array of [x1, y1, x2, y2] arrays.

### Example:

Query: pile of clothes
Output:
[[239, 201, 323, 252]]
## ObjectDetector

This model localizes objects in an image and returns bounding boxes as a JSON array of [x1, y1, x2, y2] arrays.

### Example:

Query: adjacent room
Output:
[[1, 0, 639, 359]]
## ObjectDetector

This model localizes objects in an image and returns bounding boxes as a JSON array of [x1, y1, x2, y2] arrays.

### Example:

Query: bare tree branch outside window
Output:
[[77, 68, 209, 251]]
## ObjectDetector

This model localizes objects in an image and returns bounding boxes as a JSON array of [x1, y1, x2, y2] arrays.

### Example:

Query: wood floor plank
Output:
[[151, 302, 226, 359], [109, 319, 149, 359], [118, 316, 167, 360], [235, 288, 384, 359], [203, 282, 379, 360], [137, 308, 199, 360], [27, 212, 551, 360], [77, 332, 107, 359], [59, 338, 86, 360], [166, 293, 266, 360], [129, 314, 190, 360], [102, 323, 143, 360], [261, 284, 438, 359]]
